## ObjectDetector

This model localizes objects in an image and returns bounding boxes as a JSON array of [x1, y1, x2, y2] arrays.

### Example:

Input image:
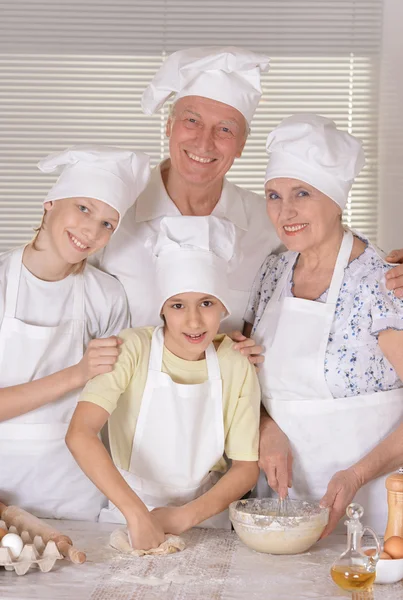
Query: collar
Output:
[[135, 159, 248, 231]]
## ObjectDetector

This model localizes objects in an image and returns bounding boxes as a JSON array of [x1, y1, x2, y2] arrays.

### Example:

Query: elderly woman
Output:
[[244, 113, 403, 536]]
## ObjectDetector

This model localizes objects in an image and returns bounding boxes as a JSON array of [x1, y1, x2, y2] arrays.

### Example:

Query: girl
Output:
[[67, 215, 260, 549], [0, 146, 150, 521]]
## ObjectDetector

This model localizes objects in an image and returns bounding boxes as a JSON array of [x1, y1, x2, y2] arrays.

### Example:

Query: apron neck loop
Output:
[[149, 325, 220, 380], [327, 229, 354, 304], [4, 246, 25, 318]]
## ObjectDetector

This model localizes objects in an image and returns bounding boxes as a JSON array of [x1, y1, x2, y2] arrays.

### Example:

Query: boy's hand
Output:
[[127, 513, 165, 551], [151, 505, 193, 535]]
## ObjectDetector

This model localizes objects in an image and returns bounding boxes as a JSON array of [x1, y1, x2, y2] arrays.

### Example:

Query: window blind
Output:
[[0, 0, 383, 252]]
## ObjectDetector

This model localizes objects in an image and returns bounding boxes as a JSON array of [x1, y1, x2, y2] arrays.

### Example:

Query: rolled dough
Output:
[[109, 528, 186, 557]]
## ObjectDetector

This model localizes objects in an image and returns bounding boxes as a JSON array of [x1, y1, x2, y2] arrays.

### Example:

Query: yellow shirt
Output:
[[79, 327, 261, 472]]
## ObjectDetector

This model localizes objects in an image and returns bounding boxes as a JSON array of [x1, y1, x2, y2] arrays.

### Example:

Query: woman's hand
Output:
[[259, 416, 293, 499], [385, 249, 403, 298], [151, 505, 192, 535], [73, 336, 122, 386], [127, 513, 166, 551], [230, 330, 264, 368], [319, 468, 363, 538]]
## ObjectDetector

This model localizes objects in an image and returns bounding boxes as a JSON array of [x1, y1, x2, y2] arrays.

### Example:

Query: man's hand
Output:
[[127, 512, 166, 551], [151, 505, 192, 535], [319, 468, 362, 538], [385, 249, 403, 298], [229, 330, 264, 368], [73, 336, 122, 386], [259, 416, 293, 499]]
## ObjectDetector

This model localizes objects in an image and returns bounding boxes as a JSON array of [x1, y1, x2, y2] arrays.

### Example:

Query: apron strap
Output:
[[4, 246, 25, 319], [326, 229, 354, 304], [148, 325, 165, 371]]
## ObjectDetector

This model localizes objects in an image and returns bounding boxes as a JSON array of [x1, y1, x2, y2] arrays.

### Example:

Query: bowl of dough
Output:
[[229, 498, 329, 555]]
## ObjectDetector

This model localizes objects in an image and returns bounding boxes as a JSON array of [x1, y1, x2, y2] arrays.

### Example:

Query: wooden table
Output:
[[0, 520, 402, 599]]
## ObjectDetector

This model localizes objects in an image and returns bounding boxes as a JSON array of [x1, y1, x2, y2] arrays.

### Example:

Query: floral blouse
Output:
[[245, 237, 403, 398]]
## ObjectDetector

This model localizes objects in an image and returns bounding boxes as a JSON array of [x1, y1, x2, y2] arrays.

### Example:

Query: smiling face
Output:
[[162, 291, 226, 361], [265, 178, 343, 253], [41, 197, 119, 265], [166, 96, 248, 188]]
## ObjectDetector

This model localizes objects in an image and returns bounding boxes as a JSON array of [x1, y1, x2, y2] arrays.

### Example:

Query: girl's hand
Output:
[[74, 336, 122, 385]]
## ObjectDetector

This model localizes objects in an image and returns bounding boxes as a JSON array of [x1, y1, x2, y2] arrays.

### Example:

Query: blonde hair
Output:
[[31, 207, 86, 275]]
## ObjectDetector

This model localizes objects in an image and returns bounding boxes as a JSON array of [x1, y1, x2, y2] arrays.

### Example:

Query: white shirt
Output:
[[94, 161, 280, 332], [0, 249, 130, 347]]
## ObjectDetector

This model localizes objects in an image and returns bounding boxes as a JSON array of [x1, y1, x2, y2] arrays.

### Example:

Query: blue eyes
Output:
[[266, 190, 310, 200], [78, 205, 89, 213]]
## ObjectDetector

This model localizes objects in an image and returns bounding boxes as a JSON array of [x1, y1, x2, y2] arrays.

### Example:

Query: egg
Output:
[[0, 527, 8, 541], [384, 536, 403, 559], [1, 533, 24, 559], [364, 548, 392, 559]]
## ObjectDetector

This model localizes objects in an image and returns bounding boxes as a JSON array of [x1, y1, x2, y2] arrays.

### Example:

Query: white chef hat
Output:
[[264, 114, 365, 209], [148, 215, 237, 317], [38, 146, 151, 228], [141, 46, 270, 125]]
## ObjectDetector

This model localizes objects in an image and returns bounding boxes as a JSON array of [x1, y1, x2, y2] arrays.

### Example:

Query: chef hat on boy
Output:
[[38, 146, 151, 227], [148, 215, 237, 317], [141, 46, 270, 125], [264, 114, 365, 209]]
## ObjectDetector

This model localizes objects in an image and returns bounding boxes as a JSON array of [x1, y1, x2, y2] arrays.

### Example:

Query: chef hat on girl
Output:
[[38, 146, 151, 228], [147, 215, 237, 317], [264, 114, 365, 209], [141, 46, 270, 125]]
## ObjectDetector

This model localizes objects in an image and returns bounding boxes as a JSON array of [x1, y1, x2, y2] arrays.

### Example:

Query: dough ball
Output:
[[109, 528, 185, 557]]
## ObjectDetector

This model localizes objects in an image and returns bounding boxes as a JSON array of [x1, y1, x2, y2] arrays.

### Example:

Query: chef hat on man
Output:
[[141, 46, 270, 125], [148, 215, 237, 317], [38, 146, 151, 228], [264, 114, 365, 209]]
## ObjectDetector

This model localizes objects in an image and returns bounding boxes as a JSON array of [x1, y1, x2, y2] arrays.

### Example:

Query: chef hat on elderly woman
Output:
[[38, 146, 151, 228], [147, 215, 237, 317], [141, 46, 270, 125], [264, 114, 365, 209]]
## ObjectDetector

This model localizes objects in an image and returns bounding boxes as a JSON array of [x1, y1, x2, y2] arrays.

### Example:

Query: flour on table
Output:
[[109, 528, 186, 557]]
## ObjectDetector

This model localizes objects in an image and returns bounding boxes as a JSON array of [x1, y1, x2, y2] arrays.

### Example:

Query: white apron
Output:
[[254, 230, 403, 534], [0, 247, 106, 521], [100, 325, 230, 529]]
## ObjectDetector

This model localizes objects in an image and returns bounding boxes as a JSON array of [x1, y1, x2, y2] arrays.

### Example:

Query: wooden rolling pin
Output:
[[384, 469, 403, 541], [0, 502, 86, 564]]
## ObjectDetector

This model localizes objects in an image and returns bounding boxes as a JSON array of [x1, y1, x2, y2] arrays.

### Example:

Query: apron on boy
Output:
[[100, 326, 230, 529]]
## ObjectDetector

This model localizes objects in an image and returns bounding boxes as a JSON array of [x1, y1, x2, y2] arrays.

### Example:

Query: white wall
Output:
[[378, 0, 403, 252]]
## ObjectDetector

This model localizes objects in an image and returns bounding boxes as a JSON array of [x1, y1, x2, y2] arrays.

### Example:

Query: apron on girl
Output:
[[100, 325, 230, 529], [254, 230, 403, 533], [0, 247, 106, 520]]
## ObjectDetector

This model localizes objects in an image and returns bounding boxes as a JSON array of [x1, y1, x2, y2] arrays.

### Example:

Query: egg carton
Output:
[[0, 520, 63, 575]]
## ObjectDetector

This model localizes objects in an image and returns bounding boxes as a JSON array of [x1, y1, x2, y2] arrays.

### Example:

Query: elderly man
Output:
[[94, 46, 278, 336]]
